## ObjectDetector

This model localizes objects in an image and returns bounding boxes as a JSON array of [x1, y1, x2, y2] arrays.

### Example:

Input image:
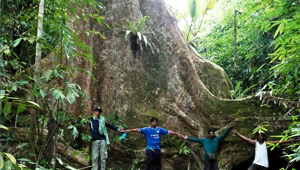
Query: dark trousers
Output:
[[146, 149, 161, 170], [204, 159, 219, 170], [248, 163, 268, 170]]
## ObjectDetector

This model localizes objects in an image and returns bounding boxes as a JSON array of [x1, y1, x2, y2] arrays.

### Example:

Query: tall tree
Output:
[[53, 0, 295, 169]]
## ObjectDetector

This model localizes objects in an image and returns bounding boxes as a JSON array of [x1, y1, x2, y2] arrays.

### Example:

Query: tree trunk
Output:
[[35, 0, 44, 77], [234, 10, 238, 68], [33, 0, 45, 166], [45, 112, 58, 168], [38, 0, 295, 169]]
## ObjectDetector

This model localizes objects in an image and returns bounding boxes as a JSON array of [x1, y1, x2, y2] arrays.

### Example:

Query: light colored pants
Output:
[[92, 140, 108, 170]]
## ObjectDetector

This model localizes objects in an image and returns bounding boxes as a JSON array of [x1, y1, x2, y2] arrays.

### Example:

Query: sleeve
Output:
[[217, 128, 230, 141], [159, 128, 169, 135], [187, 137, 205, 143], [139, 127, 148, 134], [105, 121, 119, 131]]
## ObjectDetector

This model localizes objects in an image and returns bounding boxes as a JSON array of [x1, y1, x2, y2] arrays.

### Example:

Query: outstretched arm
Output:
[[232, 129, 256, 145], [267, 138, 296, 144], [105, 121, 120, 131], [168, 130, 178, 135], [123, 128, 140, 133], [180, 135, 204, 143], [168, 130, 182, 138], [217, 122, 234, 141]]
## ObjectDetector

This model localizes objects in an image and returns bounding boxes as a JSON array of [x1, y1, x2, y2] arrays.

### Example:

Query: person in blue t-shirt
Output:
[[181, 123, 233, 170], [124, 117, 182, 170]]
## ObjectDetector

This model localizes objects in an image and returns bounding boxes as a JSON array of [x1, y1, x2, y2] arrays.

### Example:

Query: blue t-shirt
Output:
[[139, 127, 169, 149]]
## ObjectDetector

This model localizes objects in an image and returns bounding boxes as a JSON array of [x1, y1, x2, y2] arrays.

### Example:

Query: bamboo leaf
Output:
[[0, 90, 6, 99], [13, 38, 22, 47], [4, 153, 16, 164], [3, 161, 12, 170], [17, 104, 26, 114], [0, 125, 9, 130], [15, 81, 28, 85], [274, 23, 283, 38], [40, 89, 46, 98], [26, 101, 41, 108], [3, 102, 12, 116], [207, 0, 217, 10]]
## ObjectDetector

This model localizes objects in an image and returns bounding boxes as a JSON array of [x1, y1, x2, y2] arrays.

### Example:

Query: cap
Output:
[[208, 128, 216, 133], [93, 106, 102, 113]]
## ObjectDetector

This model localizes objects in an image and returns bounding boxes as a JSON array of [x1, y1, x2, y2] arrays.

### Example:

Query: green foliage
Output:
[[230, 81, 257, 99], [187, 0, 201, 21], [271, 114, 300, 166], [127, 149, 145, 170], [125, 16, 154, 54], [182, 0, 217, 42], [178, 142, 191, 155], [0, 126, 31, 170], [182, 0, 300, 101], [1, 0, 108, 168], [252, 124, 269, 135], [172, 0, 300, 167]]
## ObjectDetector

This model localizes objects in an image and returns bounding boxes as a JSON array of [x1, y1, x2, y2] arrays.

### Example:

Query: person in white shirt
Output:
[[231, 129, 292, 170]]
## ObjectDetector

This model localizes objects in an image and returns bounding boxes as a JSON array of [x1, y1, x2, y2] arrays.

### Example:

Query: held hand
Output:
[[119, 129, 124, 133], [229, 122, 234, 129], [179, 134, 188, 139], [123, 130, 130, 133], [231, 129, 237, 134], [176, 133, 183, 138]]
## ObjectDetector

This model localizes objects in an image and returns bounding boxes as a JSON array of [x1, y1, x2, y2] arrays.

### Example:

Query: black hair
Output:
[[256, 132, 266, 136], [256, 132, 267, 141], [208, 129, 216, 134], [150, 117, 158, 123]]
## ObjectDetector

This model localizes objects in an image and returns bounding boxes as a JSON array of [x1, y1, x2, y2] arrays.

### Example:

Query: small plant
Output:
[[230, 81, 257, 99], [125, 16, 154, 55], [178, 142, 191, 155], [128, 149, 145, 170]]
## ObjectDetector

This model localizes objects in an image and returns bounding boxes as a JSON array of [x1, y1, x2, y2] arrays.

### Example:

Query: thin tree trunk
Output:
[[45, 111, 58, 168], [35, 0, 44, 75], [34, 0, 45, 167], [234, 10, 238, 69]]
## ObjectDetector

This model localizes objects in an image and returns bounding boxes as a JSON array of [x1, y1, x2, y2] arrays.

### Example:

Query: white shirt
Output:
[[253, 140, 269, 168]]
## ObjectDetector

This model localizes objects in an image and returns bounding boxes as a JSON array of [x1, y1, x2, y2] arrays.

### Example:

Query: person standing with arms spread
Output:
[[123, 117, 182, 170], [89, 106, 122, 170], [182, 123, 233, 170], [231, 129, 293, 170]]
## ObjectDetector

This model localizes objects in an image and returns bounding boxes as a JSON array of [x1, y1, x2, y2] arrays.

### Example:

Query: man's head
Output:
[[93, 106, 102, 117], [256, 131, 266, 142], [208, 129, 216, 139], [150, 117, 158, 128]]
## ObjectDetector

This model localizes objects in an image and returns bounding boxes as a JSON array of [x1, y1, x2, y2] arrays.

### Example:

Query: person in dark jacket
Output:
[[182, 123, 233, 170], [89, 106, 122, 170]]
